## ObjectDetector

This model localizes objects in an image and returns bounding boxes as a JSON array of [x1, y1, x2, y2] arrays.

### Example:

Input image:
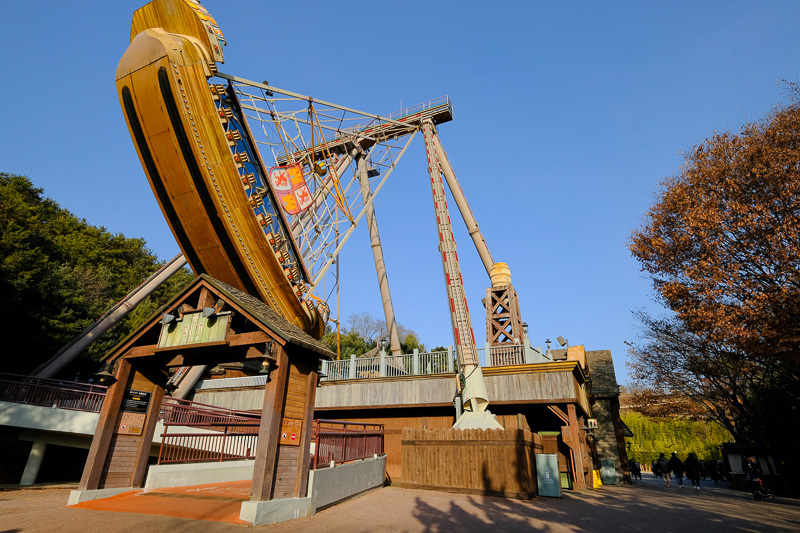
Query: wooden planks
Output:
[[400, 428, 538, 499]]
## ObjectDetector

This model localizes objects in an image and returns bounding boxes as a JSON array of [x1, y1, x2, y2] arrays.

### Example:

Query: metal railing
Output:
[[385, 95, 452, 122], [0, 373, 107, 413], [159, 397, 260, 429], [321, 343, 550, 382], [321, 348, 456, 382], [489, 344, 526, 367], [312, 419, 384, 469], [157, 398, 262, 464], [157, 422, 260, 464]]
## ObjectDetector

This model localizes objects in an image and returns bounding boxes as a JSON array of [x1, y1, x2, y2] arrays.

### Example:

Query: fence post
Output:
[[320, 359, 328, 380], [220, 425, 228, 461], [523, 335, 536, 364], [447, 346, 454, 373], [484, 342, 493, 367], [379, 349, 386, 377], [413, 349, 419, 375], [349, 353, 357, 379]]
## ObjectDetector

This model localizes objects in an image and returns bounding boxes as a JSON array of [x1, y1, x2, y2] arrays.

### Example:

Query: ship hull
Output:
[[116, 29, 323, 338]]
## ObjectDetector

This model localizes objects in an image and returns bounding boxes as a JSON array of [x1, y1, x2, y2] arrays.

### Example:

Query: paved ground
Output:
[[1, 475, 799, 532]]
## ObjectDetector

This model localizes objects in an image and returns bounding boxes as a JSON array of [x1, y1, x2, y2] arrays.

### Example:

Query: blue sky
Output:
[[3, 1, 800, 382]]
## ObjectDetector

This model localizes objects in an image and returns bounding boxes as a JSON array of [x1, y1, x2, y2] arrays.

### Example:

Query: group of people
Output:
[[651, 452, 722, 489]]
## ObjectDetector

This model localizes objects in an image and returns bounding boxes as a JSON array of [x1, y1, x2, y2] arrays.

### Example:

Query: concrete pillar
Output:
[[379, 350, 387, 377], [349, 354, 357, 380], [412, 349, 419, 375], [320, 360, 328, 381], [20, 441, 47, 486], [484, 341, 493, 367], [447, 346, 455, 373]]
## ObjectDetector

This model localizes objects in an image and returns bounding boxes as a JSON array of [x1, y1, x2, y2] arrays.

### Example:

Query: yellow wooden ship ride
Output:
[[116, 0, 325, 338]]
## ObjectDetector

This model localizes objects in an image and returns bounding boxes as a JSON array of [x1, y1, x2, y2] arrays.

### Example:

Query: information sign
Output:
[[122, 389, 151, 413], [279, 417, 303, 446]]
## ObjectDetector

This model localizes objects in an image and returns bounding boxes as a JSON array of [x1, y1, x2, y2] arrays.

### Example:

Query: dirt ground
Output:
[[2, 475, 799, 532]]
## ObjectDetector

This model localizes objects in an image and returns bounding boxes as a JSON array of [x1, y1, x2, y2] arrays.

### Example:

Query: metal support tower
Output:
[[430, 136, 494, 276], [428, 129, 528, 357], [357, 153, 402, 355], [421, 119, 502, 430]]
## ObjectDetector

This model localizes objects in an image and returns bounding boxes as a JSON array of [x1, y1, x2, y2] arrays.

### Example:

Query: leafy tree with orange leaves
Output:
[[629, 86, 800, 483]]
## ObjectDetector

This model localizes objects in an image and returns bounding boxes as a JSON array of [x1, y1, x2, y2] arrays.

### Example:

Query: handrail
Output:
[[313, 419, 384, 469], [0, 373, 108, 394], [0, 373, 107, 413]]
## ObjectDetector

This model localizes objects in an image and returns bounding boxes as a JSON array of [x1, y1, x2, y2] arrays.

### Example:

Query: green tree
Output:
[[0, 173, 194, 376]]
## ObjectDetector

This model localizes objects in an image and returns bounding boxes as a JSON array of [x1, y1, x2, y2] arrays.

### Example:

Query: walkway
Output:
[[2, 475, 799, 532]]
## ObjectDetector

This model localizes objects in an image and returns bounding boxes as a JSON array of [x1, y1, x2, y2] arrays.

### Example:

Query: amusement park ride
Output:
[[97, 0, 528, 430]]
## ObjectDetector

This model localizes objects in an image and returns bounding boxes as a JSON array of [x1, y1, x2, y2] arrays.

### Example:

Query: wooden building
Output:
[[73, 274, 332, 516]]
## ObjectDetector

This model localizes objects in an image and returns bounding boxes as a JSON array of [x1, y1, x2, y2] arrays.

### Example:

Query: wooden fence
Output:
[[401, 428, 543, 499]]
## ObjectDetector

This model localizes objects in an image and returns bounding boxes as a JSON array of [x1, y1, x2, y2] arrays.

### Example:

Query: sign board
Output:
[[587, 418, 598, 429], [279, 417, 303, 446], [121, 389, 151, 413], [118, 412, 146, 435], [157, 311, 231, 348], [536, 454, 562, 498]]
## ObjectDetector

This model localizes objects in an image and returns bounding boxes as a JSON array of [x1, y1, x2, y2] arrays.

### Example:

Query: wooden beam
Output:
[[251, 345, 290, 501], [131, 383, 165, 487], [296, 366, 318, 498], [567, 403, 587, 491], [161, 345, 268, 367], [125, 330, 276, 360], [548, 404, 569, 425], [79, 359, 132, 490]]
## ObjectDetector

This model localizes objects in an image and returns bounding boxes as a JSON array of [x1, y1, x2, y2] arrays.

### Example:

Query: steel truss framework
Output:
[[216, 73, 428, 308]]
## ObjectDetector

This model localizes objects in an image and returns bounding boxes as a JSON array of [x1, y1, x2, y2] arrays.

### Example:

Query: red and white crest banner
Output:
[[269, 163, 312, 215]]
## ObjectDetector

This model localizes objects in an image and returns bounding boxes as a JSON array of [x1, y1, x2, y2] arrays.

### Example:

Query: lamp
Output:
[[161, 313, 176, 325], [93, 361, 117, 385], [201, 307, 215, 318], [259, 341, 277, 376]]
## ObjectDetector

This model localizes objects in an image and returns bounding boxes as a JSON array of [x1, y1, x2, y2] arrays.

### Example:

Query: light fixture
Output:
[[522, 322, 529, 334], [260, 341, 277, 376], [93, 361, 117, 385], [161, 313, 176, 325], [202, 307, 215, 318]]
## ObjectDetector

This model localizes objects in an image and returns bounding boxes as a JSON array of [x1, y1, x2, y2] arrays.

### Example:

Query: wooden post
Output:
[[447, 346, 454, 373], [250, 346, 290, 501], [79, 359, 132, 490], [567, 404, 587, 490], [296, 367, 319, 497], [131, 381, 165, 487]]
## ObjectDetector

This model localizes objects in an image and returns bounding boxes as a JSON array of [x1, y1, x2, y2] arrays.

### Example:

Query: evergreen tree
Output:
[[0, 173, 194, 376]]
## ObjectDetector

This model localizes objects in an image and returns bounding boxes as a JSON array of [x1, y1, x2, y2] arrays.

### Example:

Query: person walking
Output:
[[668, 452, 685, 488], [657, 453, 670, 487], [685, 452, 702, 489]]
